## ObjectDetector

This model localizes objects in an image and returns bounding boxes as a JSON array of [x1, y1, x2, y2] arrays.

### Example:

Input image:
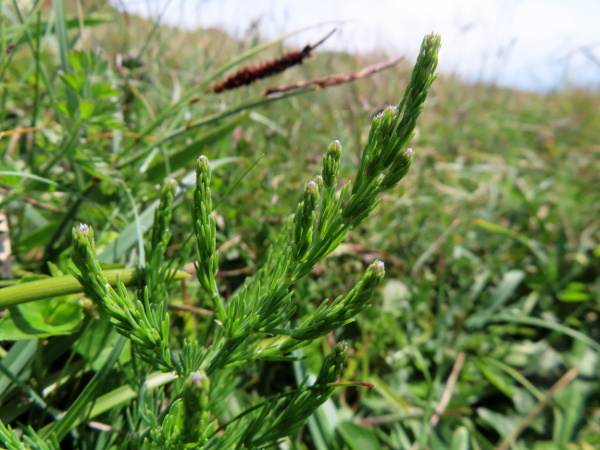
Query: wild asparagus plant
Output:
[[67, 33, 440, 449]]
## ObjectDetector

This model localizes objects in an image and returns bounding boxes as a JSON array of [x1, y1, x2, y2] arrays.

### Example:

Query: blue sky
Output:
[[114, 0, 600, 91]]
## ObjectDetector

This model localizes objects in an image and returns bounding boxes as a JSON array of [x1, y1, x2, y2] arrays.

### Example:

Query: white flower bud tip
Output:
[[76, 223, 89, 234]]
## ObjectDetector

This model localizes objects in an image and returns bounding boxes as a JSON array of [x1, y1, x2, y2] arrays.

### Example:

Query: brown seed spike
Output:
[[210, 29, 336, 94], [212, 49, 309, 93]]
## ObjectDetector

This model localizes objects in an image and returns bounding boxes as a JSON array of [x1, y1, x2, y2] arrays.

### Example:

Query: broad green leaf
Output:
[[451, 426, 470, 450], [337, 421, 381, 450], [557, 282, 591, 302], [79, 100, 95, 120], [0, 297, 83, 340]]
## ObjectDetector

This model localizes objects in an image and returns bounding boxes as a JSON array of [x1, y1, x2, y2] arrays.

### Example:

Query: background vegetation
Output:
[[1, 0, 599, 448]]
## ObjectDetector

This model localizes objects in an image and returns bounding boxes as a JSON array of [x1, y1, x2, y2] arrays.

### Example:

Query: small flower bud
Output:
[[72, 224, 95, 262], [368, 259, 385, 279], [378, 105, 399, 135], [316, 342, 349, 386], [76, 223, 90, 235], [305, 180, 319, 206], [314, 175, 324, 190], [322, 140, 342, 188], [197, 155, 210, 173], [166, 178, 178, 192], [357, 259, 385, 293], [292, 180, 320, 262], [369, 105, 398, 143], [195, 155, 212, 210], [380, 147, 414, 190], [195, 154, 213, 205]]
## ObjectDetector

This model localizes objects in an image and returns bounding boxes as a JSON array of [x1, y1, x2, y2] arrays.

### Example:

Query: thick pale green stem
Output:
[[0, 269, 190, 308]]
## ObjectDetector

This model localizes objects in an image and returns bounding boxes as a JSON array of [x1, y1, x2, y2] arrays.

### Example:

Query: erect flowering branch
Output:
[[60, 32, 442, 450]]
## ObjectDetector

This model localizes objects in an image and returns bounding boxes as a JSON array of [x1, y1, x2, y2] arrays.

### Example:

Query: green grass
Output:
[[1, 1, 599, 448]]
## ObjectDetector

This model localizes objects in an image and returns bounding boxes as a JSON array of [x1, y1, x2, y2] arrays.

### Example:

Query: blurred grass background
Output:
[[1, 0, 599, 448]]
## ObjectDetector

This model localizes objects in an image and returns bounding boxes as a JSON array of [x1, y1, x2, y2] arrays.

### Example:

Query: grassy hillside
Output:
[[1, 1, 599, 448]]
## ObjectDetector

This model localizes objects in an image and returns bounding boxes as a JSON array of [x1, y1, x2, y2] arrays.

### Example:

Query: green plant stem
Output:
[[0, 269, 190, 308]]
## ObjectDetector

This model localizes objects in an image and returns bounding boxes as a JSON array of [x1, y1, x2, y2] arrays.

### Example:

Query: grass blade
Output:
[[41, 336, 127, 441]]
